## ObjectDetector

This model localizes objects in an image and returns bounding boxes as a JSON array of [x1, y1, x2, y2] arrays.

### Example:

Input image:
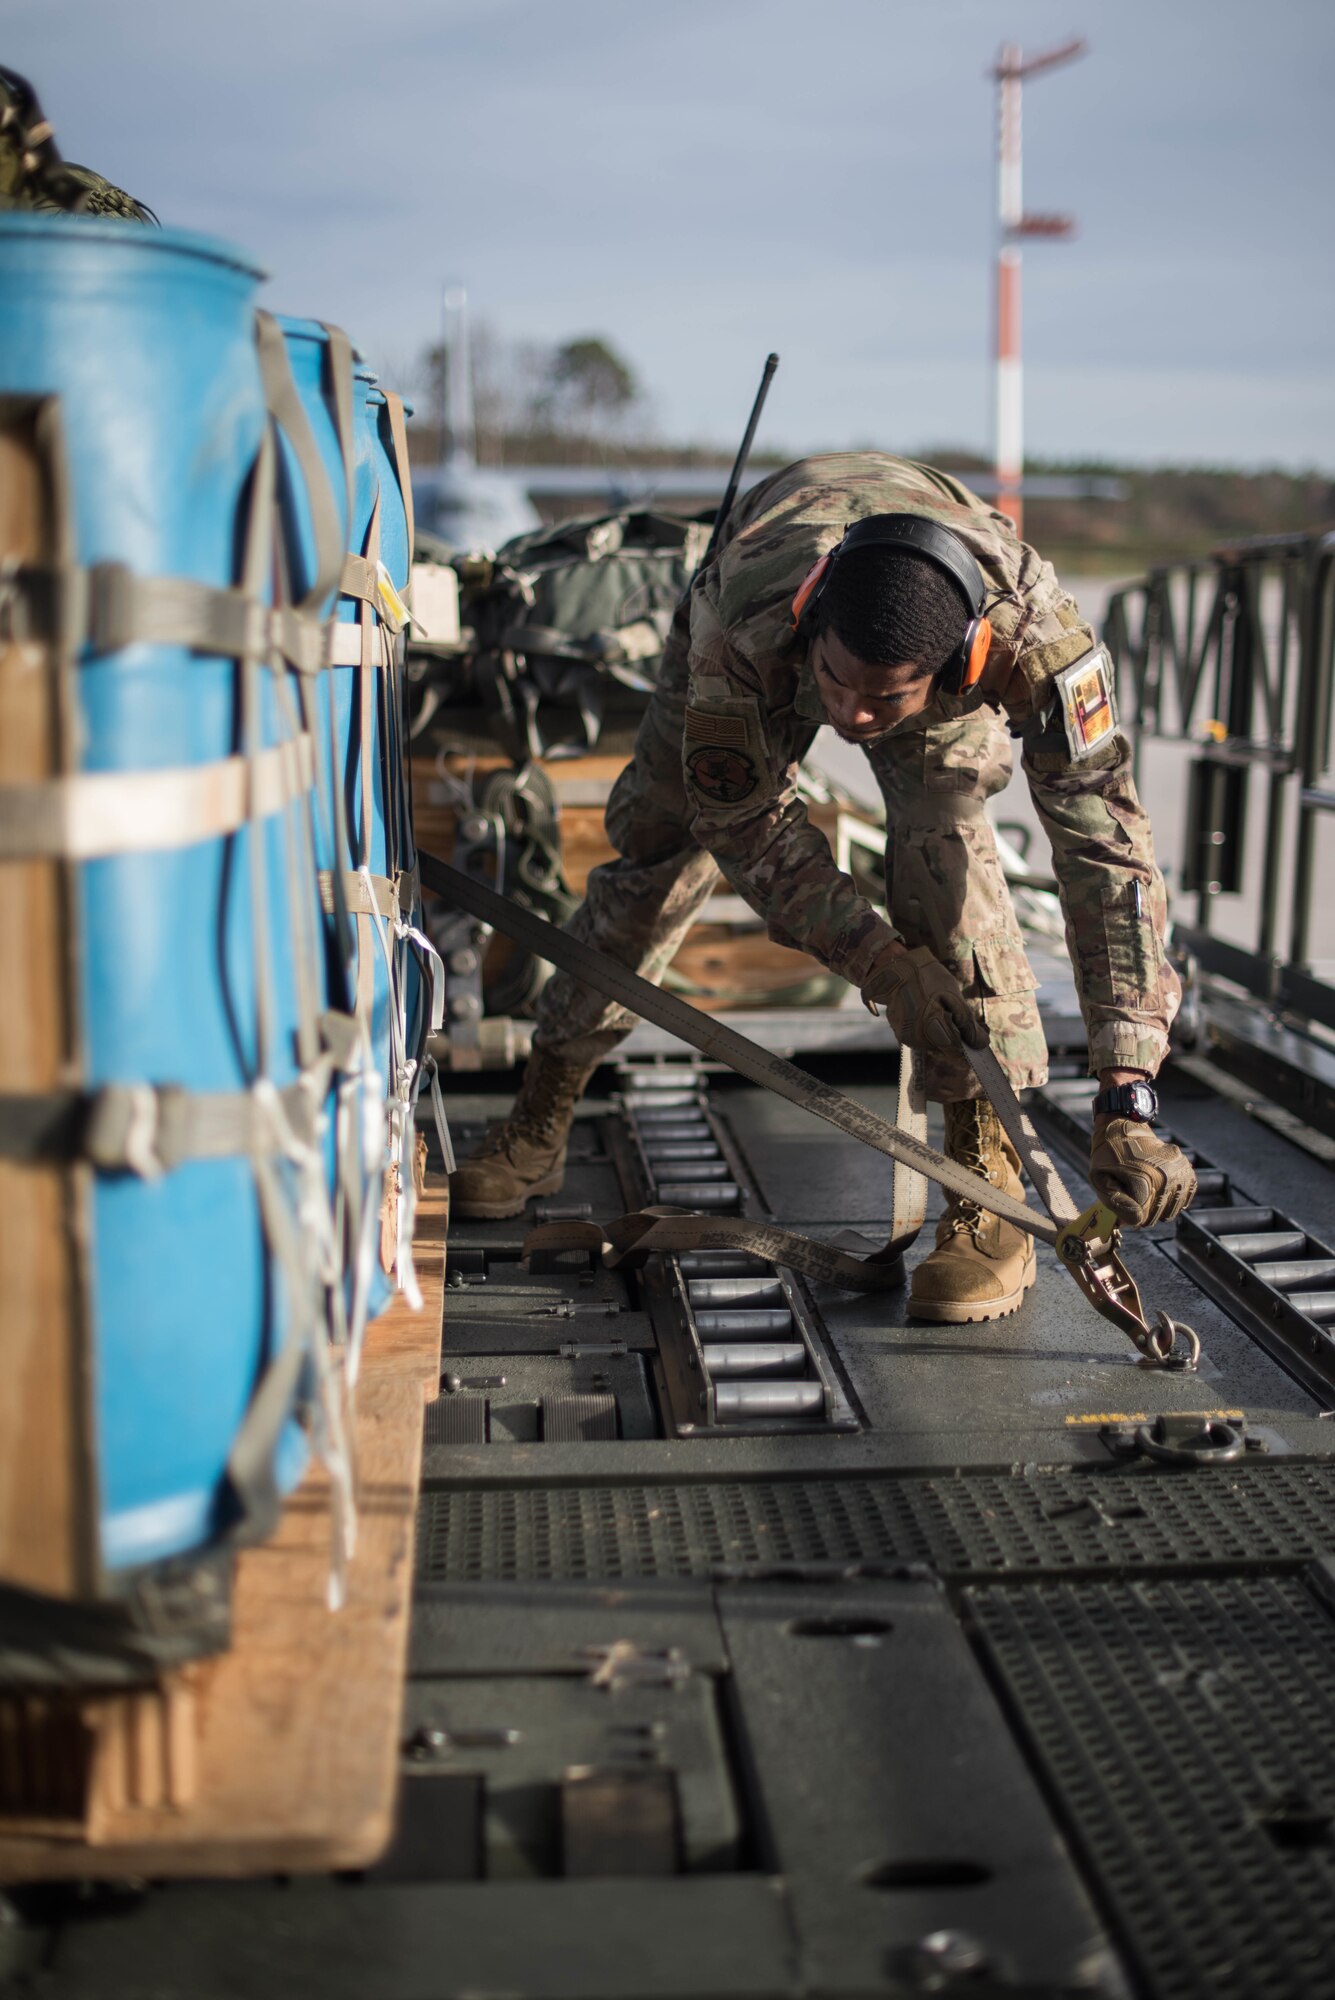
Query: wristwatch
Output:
[[1092, 1079, 1159, 1123]]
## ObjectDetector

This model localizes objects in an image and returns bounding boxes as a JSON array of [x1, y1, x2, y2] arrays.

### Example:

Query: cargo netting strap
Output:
[[0, 557, 329, 673], [317, 376, 437, 1325], [333, 473, 407, 1322], [317, 328, 385, 1384], [0, 1069, 328, 1175], [255, 311, 346, 616], [317, 867, 409, 920], [234, 419, 355, 1601], [379, 395, 451, 1192], [358, 861, 448, 1337], [351, 495, 384, 1024], [341, 504, 403, 1300], [0, 733, 316, 859], [383, 392, 415, 559]]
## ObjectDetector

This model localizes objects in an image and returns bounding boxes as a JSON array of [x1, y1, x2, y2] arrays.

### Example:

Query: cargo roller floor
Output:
[[8, 1058, 1335, 2000]]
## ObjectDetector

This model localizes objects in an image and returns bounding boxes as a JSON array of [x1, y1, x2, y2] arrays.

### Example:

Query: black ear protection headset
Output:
[[791, 513, 994, 697]]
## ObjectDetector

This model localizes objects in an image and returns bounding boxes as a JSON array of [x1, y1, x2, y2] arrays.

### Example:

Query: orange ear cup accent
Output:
[[791, 553, 831, 628], [963, 616, 993, 687]]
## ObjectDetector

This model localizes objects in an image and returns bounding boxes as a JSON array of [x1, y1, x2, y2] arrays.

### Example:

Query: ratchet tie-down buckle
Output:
[[1054, 1201, 1200, 1369]]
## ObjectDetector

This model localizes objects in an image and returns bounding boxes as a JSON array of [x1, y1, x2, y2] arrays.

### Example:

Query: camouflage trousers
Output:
[[533, 667, 1048, 1102]]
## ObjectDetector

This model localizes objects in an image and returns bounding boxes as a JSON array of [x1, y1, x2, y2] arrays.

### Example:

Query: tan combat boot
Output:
[[909, 1098, 1036, 1323], [450, 1048, 597, 1220]]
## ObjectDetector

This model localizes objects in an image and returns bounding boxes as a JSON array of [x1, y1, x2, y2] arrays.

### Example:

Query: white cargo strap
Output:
[[360, 866, 420, 1309], [249, 1107, 357, 1608], [400, 920, 446, 1035], [328, 620, 367, 667], [358, 866, 450, 1314], [341, 1055, 387, 1380], [0, 733, 316, 860], [422, 1053, 455, 1175], [392, 925, 450, 1285], [891, 1044, 929, 1248]]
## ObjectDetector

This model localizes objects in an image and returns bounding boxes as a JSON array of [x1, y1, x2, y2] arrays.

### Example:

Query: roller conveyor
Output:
[[713, 1381, 825, 1417], [693, 1308, 796, 1337], [677, 1251, 772, 1276], [653, 1181, 743, 1208], [687, 1277, 787, 1307], [1218, 1230, 1308, 1259], [610, 1069, 857, 1434], [701, 1343, 806, 1376], [654, 1157, 732, 1180]]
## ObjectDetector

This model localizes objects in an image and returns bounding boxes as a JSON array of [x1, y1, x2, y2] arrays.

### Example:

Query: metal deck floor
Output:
[[6, 1061, 1335, 2000]]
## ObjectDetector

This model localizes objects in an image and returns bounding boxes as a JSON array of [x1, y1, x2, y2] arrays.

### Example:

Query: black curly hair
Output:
[[816, 545, 969, 673]]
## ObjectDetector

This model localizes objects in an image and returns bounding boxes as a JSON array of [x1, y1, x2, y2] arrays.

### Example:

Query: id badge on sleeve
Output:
[[1054, 644, 1119, 760]]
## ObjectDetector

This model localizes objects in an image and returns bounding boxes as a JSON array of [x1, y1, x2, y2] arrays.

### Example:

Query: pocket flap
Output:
[[973, 928, 1039, 998]]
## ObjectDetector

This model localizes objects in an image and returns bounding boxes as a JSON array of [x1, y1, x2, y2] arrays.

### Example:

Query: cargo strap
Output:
[[235, 422, 355, 1587], [0, 733, 316, 860], [338, 553, 381, 609], [383, 392, 415, 560], [523, 1211, 909, 1294], [418, 849, 1057, 1243], [317, 866, 414, 920], [420, 849, 1200, 1364], [255, 311, 346, 617], [523, 1053, 924, 1293], [358, 861, 449, 1321], [891, 1043, 929, 1249], [323, 385, 431, 1314], [0, 1069, 328, 1177], [0, 558, 329, 674], [964, 1042, 1079, 1224]]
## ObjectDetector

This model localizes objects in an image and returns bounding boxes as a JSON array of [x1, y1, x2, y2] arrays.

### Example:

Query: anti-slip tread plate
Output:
[[415, 1461, 1335, 1584], [966, 1573, 1335, 2000]]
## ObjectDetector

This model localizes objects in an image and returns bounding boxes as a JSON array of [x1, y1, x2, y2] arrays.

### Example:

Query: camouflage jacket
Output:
[[682, 453, 1178, 1077]]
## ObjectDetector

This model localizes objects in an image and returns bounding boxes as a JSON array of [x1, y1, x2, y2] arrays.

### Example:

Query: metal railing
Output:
[[1105, 527, 1335, 1029]]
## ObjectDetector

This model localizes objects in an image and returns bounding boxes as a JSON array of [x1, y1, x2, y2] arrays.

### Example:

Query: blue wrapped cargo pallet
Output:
[[0, 216, 434, 1688]]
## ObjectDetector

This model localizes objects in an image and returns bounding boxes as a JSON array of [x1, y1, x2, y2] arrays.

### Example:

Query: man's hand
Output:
[[862, 943, 986, 1054], [1089, 1116, 1196, 1228]]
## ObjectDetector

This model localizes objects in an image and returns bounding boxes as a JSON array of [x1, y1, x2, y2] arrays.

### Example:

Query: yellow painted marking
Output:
[[1064, 1409, 1244, 1427]]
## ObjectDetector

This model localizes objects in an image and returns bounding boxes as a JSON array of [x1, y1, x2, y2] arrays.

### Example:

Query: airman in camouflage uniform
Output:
[[0, 67, 156, 221], [454, 454, 1195, 1320]]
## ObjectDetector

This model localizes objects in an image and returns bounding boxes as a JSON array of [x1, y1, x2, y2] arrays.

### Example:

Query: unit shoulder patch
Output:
[[686, 742, 759, 806], [1053, 644, 1119, 761]]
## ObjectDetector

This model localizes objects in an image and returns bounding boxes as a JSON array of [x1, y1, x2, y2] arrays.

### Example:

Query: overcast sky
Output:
[[9, 0, 1334, 468]]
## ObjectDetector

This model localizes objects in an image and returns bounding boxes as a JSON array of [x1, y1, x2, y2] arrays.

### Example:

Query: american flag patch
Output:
[[685, 704, 748, 748]]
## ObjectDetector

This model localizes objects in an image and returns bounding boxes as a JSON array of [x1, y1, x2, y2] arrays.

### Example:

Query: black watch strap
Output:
[[1093, 1080, 1158, 1122]]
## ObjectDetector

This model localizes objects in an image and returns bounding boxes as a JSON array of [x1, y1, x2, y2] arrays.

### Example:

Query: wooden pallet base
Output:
[[0, 1181, 446, 1882]]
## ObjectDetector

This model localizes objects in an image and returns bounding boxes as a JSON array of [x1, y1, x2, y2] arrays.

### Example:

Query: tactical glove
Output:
[[862, 944, 986, 1054], [1089, 1117, 1196, 1229]]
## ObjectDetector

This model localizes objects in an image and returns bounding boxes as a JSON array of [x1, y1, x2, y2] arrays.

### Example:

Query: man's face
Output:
[[811, 629, 935, 743]]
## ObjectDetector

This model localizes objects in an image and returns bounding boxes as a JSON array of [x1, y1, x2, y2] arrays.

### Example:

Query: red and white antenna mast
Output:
[[991, 36, 1086, 537]]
